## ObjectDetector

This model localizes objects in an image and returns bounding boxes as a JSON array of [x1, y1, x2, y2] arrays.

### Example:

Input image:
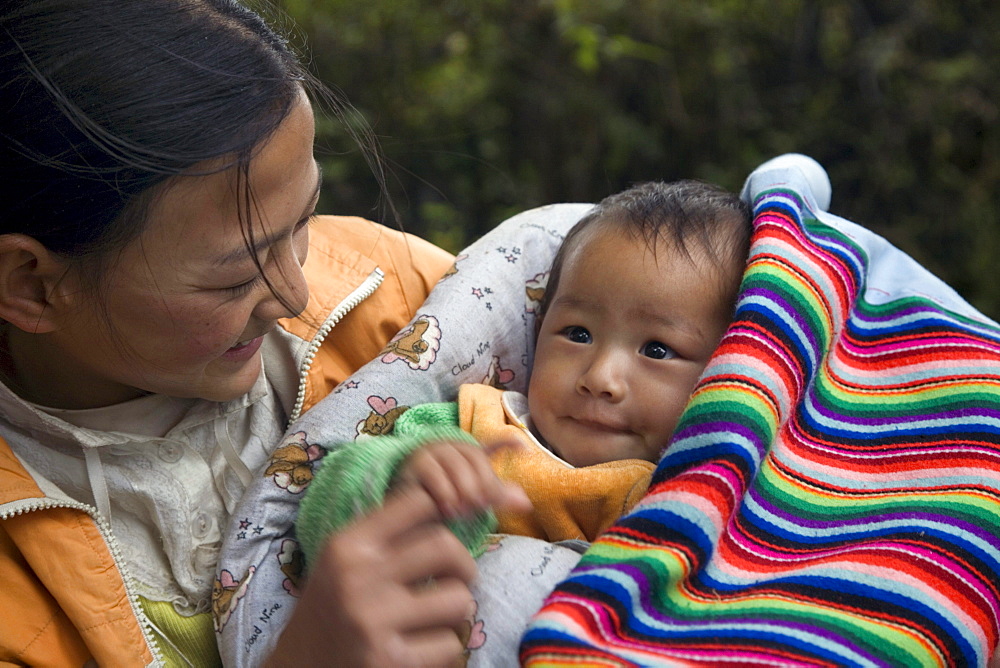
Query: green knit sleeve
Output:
[[393, 401, 460, 434], [295, 402, 497, 569]]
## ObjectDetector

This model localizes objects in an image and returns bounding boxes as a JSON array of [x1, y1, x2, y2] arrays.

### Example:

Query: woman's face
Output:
[[32, 92, 319, 407]]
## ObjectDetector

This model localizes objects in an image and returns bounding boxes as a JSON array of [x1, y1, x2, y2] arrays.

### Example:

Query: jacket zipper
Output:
[[288, 267, 384, 423], [1, 497, 165, 667]]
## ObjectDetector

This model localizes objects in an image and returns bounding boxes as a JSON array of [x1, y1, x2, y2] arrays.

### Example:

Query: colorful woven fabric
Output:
[[522, 171, 1000, 666]]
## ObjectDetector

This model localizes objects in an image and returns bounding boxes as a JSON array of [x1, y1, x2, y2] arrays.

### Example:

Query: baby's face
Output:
[[528, 226, 737, 467]]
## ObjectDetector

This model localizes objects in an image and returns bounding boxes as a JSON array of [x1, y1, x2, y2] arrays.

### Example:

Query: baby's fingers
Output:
[[478, 439, 532, 513], [404, 448, 465, 519], [404, 439, 531, 518], [433, 442, 497, 516]]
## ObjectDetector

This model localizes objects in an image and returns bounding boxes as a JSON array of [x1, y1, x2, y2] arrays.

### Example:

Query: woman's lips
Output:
[[222, 335, 264, 362]]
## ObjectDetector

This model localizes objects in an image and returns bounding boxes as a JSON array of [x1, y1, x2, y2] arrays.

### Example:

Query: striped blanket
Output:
[[522, 164, 1000, 666]]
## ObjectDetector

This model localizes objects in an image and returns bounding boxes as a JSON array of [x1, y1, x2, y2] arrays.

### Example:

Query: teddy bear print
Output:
[[264, 431, 323, 494], [454, 600, 488, 666], [442, 253, 468, 279], [356, 395, 410, 438], [211, 566, 255, 632], [482, 355, 515, 390], [379, 315, 442, 370], [525, 272, 548, 313], [277, 539, 304, 597]]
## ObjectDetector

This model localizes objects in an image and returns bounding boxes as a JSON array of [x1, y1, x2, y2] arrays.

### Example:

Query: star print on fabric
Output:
[[484, 287, 493, 294], [237, 531, 247, 540], [486, 303, 493, 311], [334, 379, 359, 395], [252, 526, 264, 535], [506, 254, 518, 263], [496, 246, 506, 254], [239, 518, 251, 530], [472, 287, 484, 299]]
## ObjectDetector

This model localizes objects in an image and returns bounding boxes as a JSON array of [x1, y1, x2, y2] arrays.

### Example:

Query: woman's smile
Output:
[[222, 335, 266, 362]]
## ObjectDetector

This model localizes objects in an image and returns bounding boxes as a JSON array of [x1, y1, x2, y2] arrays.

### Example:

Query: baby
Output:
[[298, 179, 752, 553]]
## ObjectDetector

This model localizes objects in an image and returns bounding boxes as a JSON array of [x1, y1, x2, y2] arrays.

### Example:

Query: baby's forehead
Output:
[[568, 224, 741, 302], [598, 212, 745, 271], [566, 225, 722, 283], [568, 218, 710, 265]]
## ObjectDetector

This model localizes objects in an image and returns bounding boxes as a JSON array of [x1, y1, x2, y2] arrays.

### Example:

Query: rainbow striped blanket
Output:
[[522, 164, 1000, 666]]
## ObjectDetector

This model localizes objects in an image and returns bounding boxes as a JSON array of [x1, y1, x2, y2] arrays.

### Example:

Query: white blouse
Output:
[[1, 333, 295, 616]]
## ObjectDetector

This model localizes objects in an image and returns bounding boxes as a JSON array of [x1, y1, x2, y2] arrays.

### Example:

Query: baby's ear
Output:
[[0, 234, 75, 334]]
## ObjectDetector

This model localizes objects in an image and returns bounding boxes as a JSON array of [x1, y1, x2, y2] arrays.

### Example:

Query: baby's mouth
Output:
[[573, 417, 631, 434]]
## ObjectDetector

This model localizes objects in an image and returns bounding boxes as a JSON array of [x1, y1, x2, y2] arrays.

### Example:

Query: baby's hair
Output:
[[537, 179, 752, 323]]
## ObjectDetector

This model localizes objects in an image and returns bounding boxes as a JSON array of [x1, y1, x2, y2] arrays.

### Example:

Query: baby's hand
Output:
[[397, 440, 531, 519]]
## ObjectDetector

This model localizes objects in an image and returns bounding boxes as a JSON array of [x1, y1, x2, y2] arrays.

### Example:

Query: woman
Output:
[[0, 1, 519, 664]]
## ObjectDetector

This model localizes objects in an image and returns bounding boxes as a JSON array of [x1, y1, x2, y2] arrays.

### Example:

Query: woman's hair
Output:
[[0, 0, 373, 288], [537, 179, 753, 322]]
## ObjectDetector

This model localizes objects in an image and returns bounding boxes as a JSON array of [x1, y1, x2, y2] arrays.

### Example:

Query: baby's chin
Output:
[[535, 423, 635, 467], [551, 439, 659, 468], [546, 440, 607, 468], [537, 424, 627, 466], [533, 431, 572, 465]]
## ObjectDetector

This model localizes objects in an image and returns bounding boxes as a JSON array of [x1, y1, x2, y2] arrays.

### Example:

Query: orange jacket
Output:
[[0, 216, 453, 666], [459, 384, 655, 543]]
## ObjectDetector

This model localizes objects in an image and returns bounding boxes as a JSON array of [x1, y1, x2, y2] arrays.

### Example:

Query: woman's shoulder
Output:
[[309, 215, 453, 269], [304, 215, 454, 322]]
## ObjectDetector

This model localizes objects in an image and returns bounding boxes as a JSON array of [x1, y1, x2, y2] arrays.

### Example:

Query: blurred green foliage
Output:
[[275, 0, 1000, 318]]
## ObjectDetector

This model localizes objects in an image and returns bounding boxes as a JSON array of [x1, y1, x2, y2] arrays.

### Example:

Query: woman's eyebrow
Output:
[[214, 162, 321, 266]]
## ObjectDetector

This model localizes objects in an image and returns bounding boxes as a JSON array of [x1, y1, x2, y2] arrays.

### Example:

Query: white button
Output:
[[191, 512, 212, 540], [158, 442, 182, 463]]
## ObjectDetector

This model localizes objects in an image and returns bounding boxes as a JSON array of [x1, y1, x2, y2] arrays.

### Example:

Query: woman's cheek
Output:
[[184, 310, 248, 358]]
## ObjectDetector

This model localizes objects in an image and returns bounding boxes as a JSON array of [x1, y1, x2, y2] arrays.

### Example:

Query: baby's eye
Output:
[[562, 326, 592, 344], [642, 341, 676, 360]]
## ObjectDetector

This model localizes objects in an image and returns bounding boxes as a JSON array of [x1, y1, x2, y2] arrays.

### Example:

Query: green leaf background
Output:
[[272, 0, 1000, 319]]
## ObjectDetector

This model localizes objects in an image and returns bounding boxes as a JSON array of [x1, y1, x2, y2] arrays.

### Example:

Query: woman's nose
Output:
[[254, 251, 309, 321], [576, 350, 626, 401]]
